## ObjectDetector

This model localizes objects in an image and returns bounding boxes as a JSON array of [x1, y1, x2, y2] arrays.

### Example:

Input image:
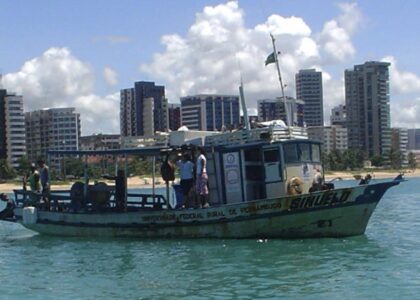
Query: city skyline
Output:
[[0, 1, 419, 135]]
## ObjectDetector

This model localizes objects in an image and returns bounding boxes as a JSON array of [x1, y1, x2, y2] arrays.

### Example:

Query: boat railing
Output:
[[204, 126, 308, 147], [13, 189, 168, 212]]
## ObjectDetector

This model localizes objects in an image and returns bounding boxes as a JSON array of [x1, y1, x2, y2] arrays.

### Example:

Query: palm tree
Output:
[[387, 149, 403, 169], [0, 159, 16, 180], [408, 152, 417, 170]]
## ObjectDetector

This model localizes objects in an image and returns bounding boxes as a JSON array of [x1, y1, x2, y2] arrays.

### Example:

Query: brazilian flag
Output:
[[265, 51, 281, 66]]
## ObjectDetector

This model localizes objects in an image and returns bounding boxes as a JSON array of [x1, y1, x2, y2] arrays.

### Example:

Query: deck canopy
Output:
[[47, 146, 166, 157]]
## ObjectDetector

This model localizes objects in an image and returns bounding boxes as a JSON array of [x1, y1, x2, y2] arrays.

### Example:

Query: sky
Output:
[[0, 0, 419, 135]]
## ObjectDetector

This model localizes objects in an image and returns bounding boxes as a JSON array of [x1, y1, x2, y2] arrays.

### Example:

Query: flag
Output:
[[265, 51, 281, 66]]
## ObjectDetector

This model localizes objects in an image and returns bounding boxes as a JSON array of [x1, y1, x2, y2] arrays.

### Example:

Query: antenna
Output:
[[236, 56, 250, 131], [239, 76, 250, 131]]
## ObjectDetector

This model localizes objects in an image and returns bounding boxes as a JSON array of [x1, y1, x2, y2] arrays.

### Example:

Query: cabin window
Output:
[[264, 149, 280, 163], [244, 148, 261, 162], [283, 143, 299, 163], [298, 143, 311, 161], [311, 144, 321, 162], [245, 165, 263, 180]]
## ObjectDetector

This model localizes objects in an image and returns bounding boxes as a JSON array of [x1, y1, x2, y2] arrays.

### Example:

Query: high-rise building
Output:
[[120, 88, 136, 137], [296, 69, 324, 126], [330, 104, 346, 126], [0, 90, 7, 161], [120, 81, 168, 137], [180, 94, 240, 131], [257, 97, 304, 127], [391, 128, 409, 166], [307, 125, 348, 154], [407, 129, 420, 150], [168, 103, 181, 131], [0, 89, 26, 168], [25, 108, 80, 169], [345, 61, 391, 157]]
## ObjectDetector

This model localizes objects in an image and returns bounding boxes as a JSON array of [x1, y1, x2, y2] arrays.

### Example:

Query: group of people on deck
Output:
[[24, 159, 50, 207], [174, 147, 209, 209]]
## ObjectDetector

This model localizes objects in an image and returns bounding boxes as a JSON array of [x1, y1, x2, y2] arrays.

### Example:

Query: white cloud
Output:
[[140, 1, 364, 122], [336, 2, 363, 35], [391, 97, 420, 128], [318, 20, 355, 63], [382, 56, 420, 94], [103, 67, 118, 87], [3, 48, 119, 135], [318, 2, 362, 63], [377, 56, 420, 128], [74, 93, 120, 134], [3, 48, 94, 109]]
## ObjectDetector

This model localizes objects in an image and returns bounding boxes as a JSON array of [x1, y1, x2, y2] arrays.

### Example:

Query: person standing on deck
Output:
[[310, 168, 324, 192], [176, 153, 194, 208], [38, 159, 50, 208], [27, 163, 41, 205], [103, 170, 126, 211], [196, 147, 209, 208]]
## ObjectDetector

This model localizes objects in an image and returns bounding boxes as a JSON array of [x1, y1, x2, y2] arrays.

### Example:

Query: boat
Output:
[[0, 124, 403, 238], [0, 35, 403, 238]]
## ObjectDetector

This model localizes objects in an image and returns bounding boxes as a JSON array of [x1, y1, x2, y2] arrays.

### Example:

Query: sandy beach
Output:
[[1, 169, 418, 193]]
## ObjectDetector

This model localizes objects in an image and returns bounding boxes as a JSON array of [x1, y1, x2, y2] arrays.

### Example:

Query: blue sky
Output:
[[1, 0, 419, 134]]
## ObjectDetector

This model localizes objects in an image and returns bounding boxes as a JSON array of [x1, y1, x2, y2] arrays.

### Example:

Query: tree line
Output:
[[323, 149, 417, 171], [0, 156, 156, 180]]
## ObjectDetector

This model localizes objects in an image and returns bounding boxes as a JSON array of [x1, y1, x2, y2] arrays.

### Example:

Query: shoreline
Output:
[[1, 170, 418, 193], [324, 169, 420, 181], [0, 177, 167, 193]]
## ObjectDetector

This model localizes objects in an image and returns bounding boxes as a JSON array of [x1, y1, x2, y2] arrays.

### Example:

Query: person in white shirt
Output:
[[195, 147, 209, 208], [176, 153, 194, 208], [309, 168, 324, 192]]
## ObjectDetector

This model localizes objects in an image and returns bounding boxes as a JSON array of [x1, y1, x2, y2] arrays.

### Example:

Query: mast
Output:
[[270, 33, 285, 99], [270, 33, 292, 127]]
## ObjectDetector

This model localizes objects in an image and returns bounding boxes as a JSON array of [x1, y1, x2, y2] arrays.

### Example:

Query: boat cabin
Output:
[[203, 127, 322, 206]]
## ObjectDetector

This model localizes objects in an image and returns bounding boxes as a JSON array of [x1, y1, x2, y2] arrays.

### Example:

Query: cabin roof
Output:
[[215, 138, 321, 152], [47, 146, 164, 156]]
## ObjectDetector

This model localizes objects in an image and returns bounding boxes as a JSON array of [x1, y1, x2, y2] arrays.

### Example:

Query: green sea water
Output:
[[0, 178, 419, 299]]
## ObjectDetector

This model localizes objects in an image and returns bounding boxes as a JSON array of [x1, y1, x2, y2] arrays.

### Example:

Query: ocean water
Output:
[[0, 177, 419, 299]]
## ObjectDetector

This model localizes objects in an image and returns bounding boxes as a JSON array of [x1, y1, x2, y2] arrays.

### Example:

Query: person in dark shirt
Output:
[[104, 170, 126, 211], [359, 174, 372, 185], [38, 159, 50, 208]]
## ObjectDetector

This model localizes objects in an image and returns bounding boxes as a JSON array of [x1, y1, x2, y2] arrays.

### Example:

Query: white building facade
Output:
[[4, 94, 26, 168], [25, 108, 80, 169], [307, 125, 348, 154]]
